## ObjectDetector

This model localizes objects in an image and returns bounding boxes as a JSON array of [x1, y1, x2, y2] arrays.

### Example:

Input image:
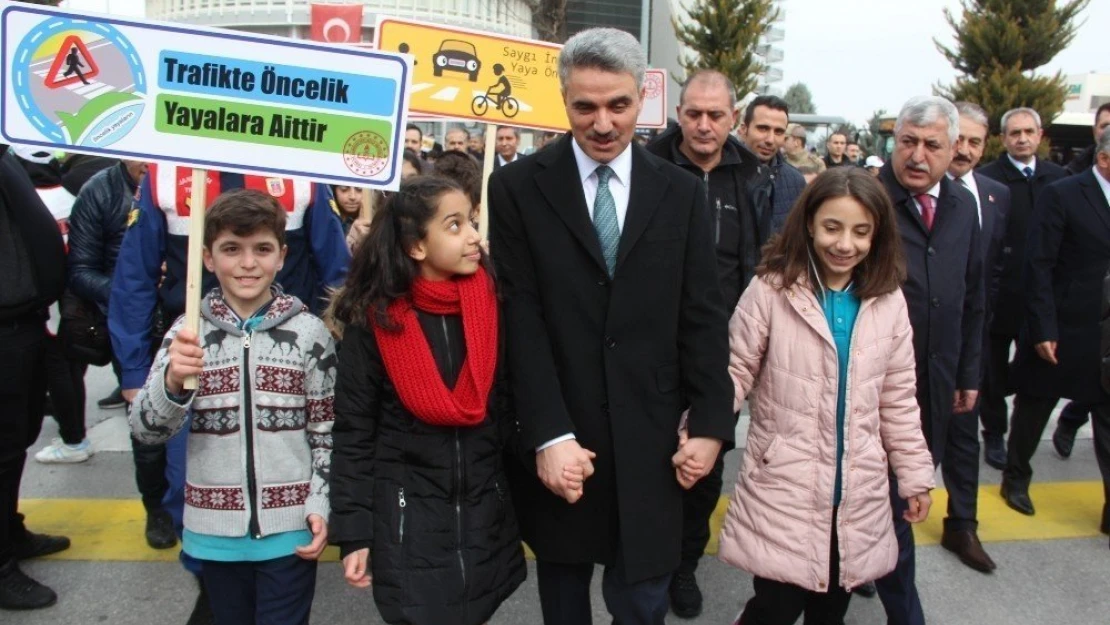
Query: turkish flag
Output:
[[309, 4, 363, 43]]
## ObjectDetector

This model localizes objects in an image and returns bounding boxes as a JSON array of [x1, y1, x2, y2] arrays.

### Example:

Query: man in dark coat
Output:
[[1001, 131, 1110, 530], [875, 96, 985, 625], [644, 69, 759, 618], [1050, 102, 1110, 459], [0, 145, 70, 610], [936, 101, 1011, 574], [977, 108, 1068, 466], [1064, 103, 1110, 175], [489, 28, 734, 625]]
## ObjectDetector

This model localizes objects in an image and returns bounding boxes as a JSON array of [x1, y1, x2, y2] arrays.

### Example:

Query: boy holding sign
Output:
[[130, 189, 336, 624]]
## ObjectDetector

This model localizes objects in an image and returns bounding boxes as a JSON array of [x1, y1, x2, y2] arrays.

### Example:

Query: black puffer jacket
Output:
[[330, 315, 526, 625], [67, 162, 136, 313]]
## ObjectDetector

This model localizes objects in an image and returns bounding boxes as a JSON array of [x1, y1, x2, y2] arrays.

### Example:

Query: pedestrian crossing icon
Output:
[[44, 35, 101, 89]]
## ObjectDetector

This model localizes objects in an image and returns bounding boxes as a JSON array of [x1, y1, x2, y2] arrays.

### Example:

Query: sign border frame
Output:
[[0, 3, 411, 187]]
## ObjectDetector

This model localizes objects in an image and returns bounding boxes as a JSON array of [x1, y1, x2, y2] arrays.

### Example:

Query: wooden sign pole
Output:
[[182, 168, 207, 391], [479, 125, 496, 240], [360, 186, 375, 221]]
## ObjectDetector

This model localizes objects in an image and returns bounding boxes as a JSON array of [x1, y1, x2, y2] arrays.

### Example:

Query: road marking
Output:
[[18, 481, 1107, 563], [429, 86, 459, 102], [410, 83, 433, 93]]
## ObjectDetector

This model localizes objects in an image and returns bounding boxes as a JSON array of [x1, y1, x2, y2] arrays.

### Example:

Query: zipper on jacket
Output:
[[715, 198, 722, 245], [441, 316, 468, 592], [441, 317, 455, 377], [242, 331, 262, 539], [454, 429, 468, 592], [397, 487, 406, 544]]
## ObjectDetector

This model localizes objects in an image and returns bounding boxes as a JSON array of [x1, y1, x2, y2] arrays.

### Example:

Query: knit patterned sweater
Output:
[[131, 287, 336, 538]]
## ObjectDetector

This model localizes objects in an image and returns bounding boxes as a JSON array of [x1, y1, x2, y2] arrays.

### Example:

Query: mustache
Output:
[[905, 161, 931, 173], [587, 130, 617, 141], [953, 154, 972, 164]]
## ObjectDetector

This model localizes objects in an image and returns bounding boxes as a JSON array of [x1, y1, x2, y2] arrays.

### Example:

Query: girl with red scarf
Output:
[[327, 176, 526, 625]]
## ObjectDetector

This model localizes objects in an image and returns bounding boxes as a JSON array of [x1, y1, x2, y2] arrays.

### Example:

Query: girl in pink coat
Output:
[[718, 167, 936, 624]]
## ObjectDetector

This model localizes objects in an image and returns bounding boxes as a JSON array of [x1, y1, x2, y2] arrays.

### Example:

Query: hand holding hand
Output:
[[952, 389, 979, 414], [342, 548, 371, 588], [672, 437, 722, 490], [536, 440, 596, 503], [294, 514, 328, 560], [165, 329, 204, 395], [903, 492, 932, 523]]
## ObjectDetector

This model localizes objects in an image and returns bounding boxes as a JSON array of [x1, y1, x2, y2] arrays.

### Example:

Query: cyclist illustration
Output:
[[471, 63, 519, 118], [486, 64, 511, 107], [62, 45, 90, 85]]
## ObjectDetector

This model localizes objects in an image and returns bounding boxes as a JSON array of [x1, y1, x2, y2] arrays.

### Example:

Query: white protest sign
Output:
[[0, 2, 412, 189]]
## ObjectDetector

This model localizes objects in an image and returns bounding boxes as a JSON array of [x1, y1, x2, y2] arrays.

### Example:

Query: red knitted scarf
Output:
[[370, 268, 498, 427]]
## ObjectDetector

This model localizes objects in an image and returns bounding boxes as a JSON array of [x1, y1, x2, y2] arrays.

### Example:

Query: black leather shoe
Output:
[[0, 560, 57, 610], [669, 571, 702, 618], [145, 510, 177, 550], [982, 434, 1006, 470], [852, 581, 877, 597], [941, 529, 997, 573], [13, 532, 70, 560], [1052, 422, 1078, 459], [186, 585, 215, 625], [1000, 482, 1035, 516]]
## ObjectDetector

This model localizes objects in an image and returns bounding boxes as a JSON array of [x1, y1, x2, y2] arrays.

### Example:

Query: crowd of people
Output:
[[1, 23, 1109, 625]]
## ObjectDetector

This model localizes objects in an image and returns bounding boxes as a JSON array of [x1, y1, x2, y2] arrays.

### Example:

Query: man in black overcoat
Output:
[[977, 108, 1068, 464], [875, 96, 985, 625], [488, 28, 734, 625], [1000, 131, 1110, 532]]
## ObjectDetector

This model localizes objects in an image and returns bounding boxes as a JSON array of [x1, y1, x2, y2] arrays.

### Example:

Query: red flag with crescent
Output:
[[309, 3, 363, 43]]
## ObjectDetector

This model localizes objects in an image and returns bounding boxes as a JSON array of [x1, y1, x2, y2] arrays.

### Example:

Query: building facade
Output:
[[146, 0, 534, 40]]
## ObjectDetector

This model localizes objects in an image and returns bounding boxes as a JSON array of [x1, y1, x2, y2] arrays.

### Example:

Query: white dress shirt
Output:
[[571, 138, 633, 230], [497, 153, 518, 167], [1007, 153, 1036, 176], [537, 140, 635, 452], [1095, 166, 1110, 208], [911, 181, 942, 216], [948, 171, 982, 226]]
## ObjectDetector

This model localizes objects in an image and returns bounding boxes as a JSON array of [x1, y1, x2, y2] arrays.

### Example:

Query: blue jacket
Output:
[[109, 166, 349, 389]]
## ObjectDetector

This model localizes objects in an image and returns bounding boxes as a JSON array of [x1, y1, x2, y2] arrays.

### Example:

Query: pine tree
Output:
[[672, 0, 779, 99], [936, 0, 1089, 159], [783, 82, 816, 115]]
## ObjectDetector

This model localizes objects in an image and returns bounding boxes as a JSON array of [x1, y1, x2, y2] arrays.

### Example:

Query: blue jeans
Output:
[[201, 555, 316, 625]]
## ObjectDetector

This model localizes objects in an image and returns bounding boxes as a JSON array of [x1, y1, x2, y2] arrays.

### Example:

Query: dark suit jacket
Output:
[[488, 135, 734, 581], [1012, 170, 1110, 403], [978, 155, 1068, 336], [972, 173, 1011, 320], [880, 164, 985, 461]]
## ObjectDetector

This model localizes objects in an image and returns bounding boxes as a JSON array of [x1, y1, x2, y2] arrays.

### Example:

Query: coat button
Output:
[[605, 336, 617, 349], [601, 402, 609, 413], [930, 352, 938, 359], [931, 297, 941, 307], [597, 275, 608, 286], [927, 246, 936, 256]]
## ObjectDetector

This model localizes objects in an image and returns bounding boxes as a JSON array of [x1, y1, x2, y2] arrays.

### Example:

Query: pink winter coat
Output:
[[717, 275, 935, 593]]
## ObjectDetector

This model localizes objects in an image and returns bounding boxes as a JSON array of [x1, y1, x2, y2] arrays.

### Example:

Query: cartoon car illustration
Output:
[[433, 39, 481, 82]]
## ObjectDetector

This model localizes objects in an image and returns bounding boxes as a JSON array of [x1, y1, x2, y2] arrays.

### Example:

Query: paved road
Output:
[[9, 363, 1110, 624]]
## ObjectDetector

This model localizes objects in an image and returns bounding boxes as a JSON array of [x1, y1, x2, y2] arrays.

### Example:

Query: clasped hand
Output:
[[536, 440, 596, 503], [672, 429, 722, 490]]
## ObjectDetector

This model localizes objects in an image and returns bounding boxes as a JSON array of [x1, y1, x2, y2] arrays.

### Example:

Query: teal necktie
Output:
[[593, 165, 619, 277]]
